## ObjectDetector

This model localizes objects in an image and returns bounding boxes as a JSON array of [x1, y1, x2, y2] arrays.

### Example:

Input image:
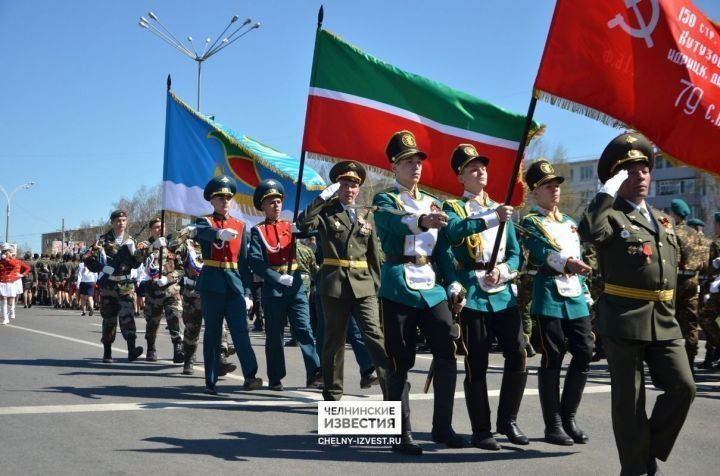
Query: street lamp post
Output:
[[139, 11, 260, 112], [0, 181, 35, 243]]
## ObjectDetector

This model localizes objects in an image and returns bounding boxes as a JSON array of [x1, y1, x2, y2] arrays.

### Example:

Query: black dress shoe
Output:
[[392, 440, 423, 455], [204, 385, 218, 395], [471, 432, 501, 451], [431, 427, 468, 448], [497, 422, 529, 445], [269, 381, 284, 391], [307, 371, 324, 389], [544, 428, 574, 446], [360, 371, 379, 389]]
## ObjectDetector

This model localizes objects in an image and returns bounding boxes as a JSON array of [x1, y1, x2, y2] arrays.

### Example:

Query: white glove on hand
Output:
[[278, 274, 294, 287], [320, 182, 341, 201], [217, 228, 238, 241], [712, 257, 720, 269], [447, 282, 464, 300], [244, 297, 254, 312], [152, 237, 167, 249], [154, 276, 169, 286], [102, 265, 115, 275], [599, 169, 628, 197]]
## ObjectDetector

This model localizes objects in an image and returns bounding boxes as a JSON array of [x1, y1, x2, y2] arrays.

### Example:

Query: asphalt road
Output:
[[1, 305, 717, 475]]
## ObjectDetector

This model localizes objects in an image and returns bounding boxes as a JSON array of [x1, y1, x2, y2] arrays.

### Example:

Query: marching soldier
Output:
[[298, 160, 390, 401], [84, 210, 144, 363], [437, 144, 528, 450], [521, 160, 594, 446], [136, 218, 185, 363], [248, 179, 322, 391], [578, 132, 695, 476], [372, 131, 466, 455], [687, 218, 705, 234], [699, 212, 720, 370], [668, 198, 703, 375], [194, 176, 263, 395]]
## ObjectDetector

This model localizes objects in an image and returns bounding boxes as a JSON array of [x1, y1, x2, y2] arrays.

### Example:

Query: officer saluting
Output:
[[437, 144, 527, 450], [373, 130, 465, 455], [248, 179, 322, 391], [578, 133, 695, 476], [194, 176, 262, 395], [521, 160, 594, 446], [298, 161, 390, 401]]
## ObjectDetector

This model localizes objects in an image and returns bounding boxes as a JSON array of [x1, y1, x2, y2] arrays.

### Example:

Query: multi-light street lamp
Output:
[[0, 181, 36, 243], [139, 11, 260, 111]]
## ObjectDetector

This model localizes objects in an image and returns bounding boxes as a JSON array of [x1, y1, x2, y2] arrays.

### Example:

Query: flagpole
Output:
[[486, 94, 537, 270], [292, 5, 324, 223], [158, 75, 172, 275]]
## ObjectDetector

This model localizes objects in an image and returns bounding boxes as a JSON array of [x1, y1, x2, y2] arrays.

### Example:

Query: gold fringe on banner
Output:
[[535, 90, 627, 129]]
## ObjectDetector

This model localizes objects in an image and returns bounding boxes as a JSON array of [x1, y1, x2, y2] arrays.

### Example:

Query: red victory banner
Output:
[[535, 0, 720, 173]]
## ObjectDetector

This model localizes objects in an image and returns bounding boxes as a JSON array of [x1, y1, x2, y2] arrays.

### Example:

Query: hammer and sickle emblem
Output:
[[607, 0, 660, 48]]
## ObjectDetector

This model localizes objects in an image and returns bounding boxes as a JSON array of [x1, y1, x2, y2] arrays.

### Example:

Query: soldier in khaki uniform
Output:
[[668, 198, 703, 375], [699, 212, 720, 370], [578, 133, 695, 476], [298, 161, 390, 402]]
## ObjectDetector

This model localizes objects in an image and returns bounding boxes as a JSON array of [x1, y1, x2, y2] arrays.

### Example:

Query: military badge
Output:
[[620, 230, 630, 238], [540, 162, 554, 174], [401, 133, 416, 148], [658, 217, 673, 233], [463, 145, 477, 156], [431, 202, 441, 213]]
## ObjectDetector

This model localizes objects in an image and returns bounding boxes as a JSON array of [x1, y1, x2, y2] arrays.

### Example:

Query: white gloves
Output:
[[712, 257, 720, 269], [154, 276, 169, 286], [102, 265, 115, 275], [244, 297, 254, 312], [278, 274, 294, 287], [320, 182, 341, 201], [599, 169, 628, 197], [152, 237, 167, 249], [217, 228, 238, 241], [447, 282, 464, 299]]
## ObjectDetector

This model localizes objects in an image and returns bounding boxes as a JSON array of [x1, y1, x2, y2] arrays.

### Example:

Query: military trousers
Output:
[[699, 293, 720, 348], [536, 315, 593, 371], [604, 336, 695, 476], [199, 290, 258, 387], [100, 286, 137, 344], [675, 277, 700, 359], [182, 287, 232, 360], [319, 295, 389, 400], [144, 283, 183, 345], [262, 291, 320, 385]]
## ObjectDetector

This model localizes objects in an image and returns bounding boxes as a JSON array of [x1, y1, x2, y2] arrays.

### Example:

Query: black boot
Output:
[[389, 375, 422, 455], [430, 358, 467, 448], [173, 341, 185, 364], [464, 380, 500, 450], [698, 347, 715, 369], [525, 342, 537, 358], [496, 371, 529, 445], [218, 350, 237, 377], [538, 368, 574, 445], [102, 343, 113, 363], [127, 338, 143, 362], [146, 336, 157, 362], [561, 367, 589, 444], [183, 344, 196, 375]]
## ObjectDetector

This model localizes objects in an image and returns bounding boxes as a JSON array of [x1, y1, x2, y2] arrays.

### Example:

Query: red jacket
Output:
[[0, 257, 31, 283]]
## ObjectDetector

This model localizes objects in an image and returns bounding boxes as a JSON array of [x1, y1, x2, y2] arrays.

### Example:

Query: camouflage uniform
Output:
[[699, 237, 720, 353], [674, 222, 704, 366], [137, 236, 185, 362]]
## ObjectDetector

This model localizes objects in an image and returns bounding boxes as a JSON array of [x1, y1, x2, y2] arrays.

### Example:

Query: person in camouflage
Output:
[[513, 247, 537, 358], [136, 218, 185, 363], [21, 252, 36, 308], [35, 254, 52, 306], [699, 212, 720, 370], [84, 210, 144, 363], [669, 199, 703, 375]]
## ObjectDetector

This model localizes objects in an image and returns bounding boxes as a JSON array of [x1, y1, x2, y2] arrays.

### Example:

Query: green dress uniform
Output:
[[578, 133, 695, 476], [373, 130, 465, 455], [436, 144, 527, 450], [298, 160, 390, 401], [248, 179, 321, 390], [520, 160, 594, 446]]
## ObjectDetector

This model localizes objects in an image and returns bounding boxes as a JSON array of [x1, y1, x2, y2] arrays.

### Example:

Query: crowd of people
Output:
[[3, 129, 719, 475]]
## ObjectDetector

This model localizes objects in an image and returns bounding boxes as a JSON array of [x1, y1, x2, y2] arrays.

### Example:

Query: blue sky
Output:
[[1, 0, 718, 252]]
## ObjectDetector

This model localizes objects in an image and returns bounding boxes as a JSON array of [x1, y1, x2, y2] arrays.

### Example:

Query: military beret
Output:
[[524, 159, 565, 191], [203, 175, 237, 201], [450, 144, 489, 175], [253, 179, 285, 211], [329, 161, 367, 185], [597, 132, 654, 184], [670, 198, 691, 218], [148, 217, 162, 228], [687, 218, 705, 227], [110, 210, 127, 221], [385, 130, 427, 163]]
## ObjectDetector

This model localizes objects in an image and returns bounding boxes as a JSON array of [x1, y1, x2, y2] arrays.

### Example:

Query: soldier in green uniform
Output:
[[248, 179, 322, 391], [521, 160, 594, 446], [298, 160, 390, 402], [699, 212, 720, 370], [373, 131, 466, 455], [668, 198, 703, 375], [136, 217, 185, 363], [437, 144, 528, 451], [578, 132, 695, 476], [84, 210, 144, 363], [687, 218, 705, 233]]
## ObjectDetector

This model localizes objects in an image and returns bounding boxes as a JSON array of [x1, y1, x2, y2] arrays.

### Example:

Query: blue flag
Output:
[[162, 91, 326, 224]]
